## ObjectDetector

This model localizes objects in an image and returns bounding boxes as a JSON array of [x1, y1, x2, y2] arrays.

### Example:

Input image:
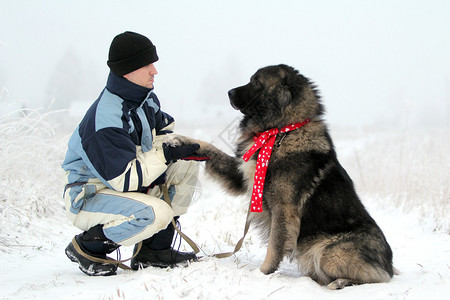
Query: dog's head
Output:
[[228, 64, 323, 129]]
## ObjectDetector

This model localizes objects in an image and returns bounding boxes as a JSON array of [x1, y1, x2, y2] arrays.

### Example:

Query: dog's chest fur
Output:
[[236, 136, 257, 192]]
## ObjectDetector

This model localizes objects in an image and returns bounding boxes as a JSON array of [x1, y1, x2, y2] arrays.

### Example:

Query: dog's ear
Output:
[[279, 70, 300, 101], [277, 77, 293, 107], [282, 67, 308, 101]]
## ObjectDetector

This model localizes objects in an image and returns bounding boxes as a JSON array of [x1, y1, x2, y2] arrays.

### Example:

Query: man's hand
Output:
[[162, 143, 210, 163]]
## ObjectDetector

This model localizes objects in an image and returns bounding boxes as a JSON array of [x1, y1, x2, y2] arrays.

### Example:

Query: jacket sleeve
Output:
[[81, 127, 168, 192]]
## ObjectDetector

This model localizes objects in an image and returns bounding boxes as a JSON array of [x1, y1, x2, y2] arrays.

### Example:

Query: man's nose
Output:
[[149, 64, 158, 75]]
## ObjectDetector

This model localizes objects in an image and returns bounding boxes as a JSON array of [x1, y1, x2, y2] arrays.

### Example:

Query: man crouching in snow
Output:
[[61, 31, 206, 276]]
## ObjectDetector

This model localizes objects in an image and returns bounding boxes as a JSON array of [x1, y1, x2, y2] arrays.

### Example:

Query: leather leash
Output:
[[160, 184, 200, 254], [159, 184, 251, 259], [72, 184, 250, 270]]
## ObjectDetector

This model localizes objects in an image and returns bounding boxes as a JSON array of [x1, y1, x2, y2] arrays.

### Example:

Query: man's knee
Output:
[[115, 197, 174, 246], [166, 160, 200, 186], [150, 199, 174, 231]]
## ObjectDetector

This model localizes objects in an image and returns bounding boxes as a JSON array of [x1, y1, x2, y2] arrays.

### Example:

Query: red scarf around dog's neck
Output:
[[242, 119, 311, 212]]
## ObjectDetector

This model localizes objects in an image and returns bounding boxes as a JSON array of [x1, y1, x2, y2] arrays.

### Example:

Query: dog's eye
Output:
[[252, 76, 261, 87]]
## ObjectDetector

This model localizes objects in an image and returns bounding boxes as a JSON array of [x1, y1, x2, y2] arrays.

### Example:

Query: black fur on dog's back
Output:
[[171, 64, 393, 289]]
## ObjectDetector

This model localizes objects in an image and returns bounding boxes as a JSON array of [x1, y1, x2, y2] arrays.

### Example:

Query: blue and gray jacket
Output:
[[62, 72, 174, 213]]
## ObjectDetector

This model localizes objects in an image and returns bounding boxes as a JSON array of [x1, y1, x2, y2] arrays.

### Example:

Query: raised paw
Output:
[[163, 134, 194, 147]]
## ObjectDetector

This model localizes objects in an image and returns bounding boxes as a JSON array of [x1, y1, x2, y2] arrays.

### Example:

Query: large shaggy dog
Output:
[[170, 64, 393, 289]]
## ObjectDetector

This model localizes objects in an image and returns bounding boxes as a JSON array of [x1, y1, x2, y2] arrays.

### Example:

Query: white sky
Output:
[[1, 0, 449, 128]]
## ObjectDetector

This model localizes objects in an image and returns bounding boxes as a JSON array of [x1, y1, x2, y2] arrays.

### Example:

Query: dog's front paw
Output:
[[163, 134, 192, 147], [260, 262, 277, 275]]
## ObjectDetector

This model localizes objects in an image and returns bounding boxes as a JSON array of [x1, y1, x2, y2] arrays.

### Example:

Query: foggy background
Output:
[[1, 0, 449, 128]]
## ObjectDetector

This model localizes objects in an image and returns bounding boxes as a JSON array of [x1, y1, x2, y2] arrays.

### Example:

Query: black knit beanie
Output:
[[107, 31, 159, 76]]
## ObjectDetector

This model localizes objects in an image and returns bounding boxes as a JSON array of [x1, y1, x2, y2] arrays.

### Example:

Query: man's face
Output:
[[123, 63, 158, 89]]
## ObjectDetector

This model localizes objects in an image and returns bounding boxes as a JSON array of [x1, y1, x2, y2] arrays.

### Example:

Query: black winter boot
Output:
[[130, 219, 197, 270], [65, 225, 120, 276]]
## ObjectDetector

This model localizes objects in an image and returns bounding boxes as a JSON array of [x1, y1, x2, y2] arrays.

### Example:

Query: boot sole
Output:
[[65, 243, 117, 276]]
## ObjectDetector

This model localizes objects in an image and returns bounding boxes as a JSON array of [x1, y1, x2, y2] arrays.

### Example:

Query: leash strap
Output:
[[72, 183, 250, 270], [211, 201, 252, 258], [71, 237, 142, 271], [159, 184, 251, 259], [160, 184, 200, 254]]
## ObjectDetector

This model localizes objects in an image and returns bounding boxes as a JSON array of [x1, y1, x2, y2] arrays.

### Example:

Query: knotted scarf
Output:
[[242, 119, 310, 212]]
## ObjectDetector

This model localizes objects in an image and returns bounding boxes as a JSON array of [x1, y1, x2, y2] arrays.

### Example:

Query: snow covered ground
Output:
[[0, 111, 448, 300]]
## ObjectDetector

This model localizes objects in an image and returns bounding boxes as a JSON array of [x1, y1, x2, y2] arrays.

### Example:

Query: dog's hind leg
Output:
[[297, 232, 392, 289], [260, 205, 300, 274], [319, 236, 392, 289]]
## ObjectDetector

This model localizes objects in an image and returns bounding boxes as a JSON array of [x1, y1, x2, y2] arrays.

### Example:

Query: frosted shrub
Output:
[[0, 109, 67, 250], [337, 128, 449, 233]]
